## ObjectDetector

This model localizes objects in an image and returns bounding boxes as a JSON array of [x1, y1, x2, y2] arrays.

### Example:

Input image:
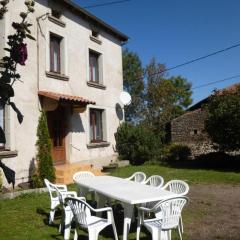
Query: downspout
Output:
[[36, 13, 49, 111]]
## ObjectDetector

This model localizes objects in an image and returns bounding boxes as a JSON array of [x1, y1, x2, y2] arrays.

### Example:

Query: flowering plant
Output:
[[0, 0, 35, 126]]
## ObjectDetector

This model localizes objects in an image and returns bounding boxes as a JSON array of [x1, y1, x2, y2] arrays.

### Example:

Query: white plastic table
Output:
[[75, 176, 177, 240]]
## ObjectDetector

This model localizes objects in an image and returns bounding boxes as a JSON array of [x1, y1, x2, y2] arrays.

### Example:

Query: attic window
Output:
[[92, 30, 99, 38], [52, 9, 62, 19]]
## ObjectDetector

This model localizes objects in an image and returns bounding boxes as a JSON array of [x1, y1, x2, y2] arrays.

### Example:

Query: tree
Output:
[[122, 48, 144, 123], [144, 58, 192, 141], [205, 86, 240, 151], [32, 111, 55, 187]]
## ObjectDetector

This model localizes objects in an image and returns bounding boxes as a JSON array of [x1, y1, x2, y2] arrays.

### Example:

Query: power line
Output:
[[192, 74, 240, 90], [143, 42, 240, 79], [83, 0, 131, 9]]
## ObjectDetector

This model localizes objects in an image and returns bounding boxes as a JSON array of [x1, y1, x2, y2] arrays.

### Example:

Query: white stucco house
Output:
[[0, 0, 128, 187]]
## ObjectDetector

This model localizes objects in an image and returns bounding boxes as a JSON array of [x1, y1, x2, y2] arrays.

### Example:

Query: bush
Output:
[[31, 111, 55, 187], [115, 123, 162, 165], [163, 143, 191, 161]]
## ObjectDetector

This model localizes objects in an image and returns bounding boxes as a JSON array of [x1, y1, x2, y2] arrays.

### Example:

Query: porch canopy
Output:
[[38, 90, 95, 107]]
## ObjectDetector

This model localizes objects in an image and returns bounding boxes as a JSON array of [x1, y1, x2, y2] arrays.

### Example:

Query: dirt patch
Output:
[[185, 184, 240, 240]]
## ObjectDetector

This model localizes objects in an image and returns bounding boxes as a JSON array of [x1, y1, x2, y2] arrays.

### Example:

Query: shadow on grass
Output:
[[36, 202, 151, 240], [164, 152, 240, 173]]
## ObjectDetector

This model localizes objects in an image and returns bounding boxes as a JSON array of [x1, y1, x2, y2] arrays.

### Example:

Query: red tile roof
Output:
[[38, 91, 95, 105]]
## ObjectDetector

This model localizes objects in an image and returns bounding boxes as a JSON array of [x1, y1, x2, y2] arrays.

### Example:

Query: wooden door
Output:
[[47, 107, 66, 165]]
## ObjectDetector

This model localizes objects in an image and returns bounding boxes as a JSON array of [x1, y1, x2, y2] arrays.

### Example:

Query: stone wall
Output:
[[171, 109, 217, 157]]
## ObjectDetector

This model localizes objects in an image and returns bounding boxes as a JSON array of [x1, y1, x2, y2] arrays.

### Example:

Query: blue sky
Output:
[[75, 0, 240, 104]]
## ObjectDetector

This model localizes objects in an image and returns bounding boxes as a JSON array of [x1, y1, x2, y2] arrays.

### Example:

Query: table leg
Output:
[[96, 193, 108, 217], [122, 203, 134, 240]]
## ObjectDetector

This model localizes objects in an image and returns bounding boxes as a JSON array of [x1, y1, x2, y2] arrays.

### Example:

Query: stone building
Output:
[[170, 82, 240, 157], [0, 0, 128, 186]]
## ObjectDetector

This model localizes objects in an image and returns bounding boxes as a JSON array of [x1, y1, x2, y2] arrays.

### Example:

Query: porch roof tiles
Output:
[[38, 91, 95, 105]]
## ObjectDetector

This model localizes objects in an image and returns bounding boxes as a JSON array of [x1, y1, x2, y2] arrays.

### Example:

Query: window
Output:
[[89, 50, 100, 83], [50, 34, 62, 73], [90, 109, 104, 142], [51, 9, 62, 19], [92, 29, 99, 38], [0, 105, 5, 149]]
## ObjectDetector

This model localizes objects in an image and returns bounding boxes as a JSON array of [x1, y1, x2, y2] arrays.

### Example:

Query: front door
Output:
[[47, 106, 66, 165]]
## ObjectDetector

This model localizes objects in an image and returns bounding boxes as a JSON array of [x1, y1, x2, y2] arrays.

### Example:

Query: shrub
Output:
[[204, 86, 240, 151], [115, 123, 162, 165], [31, 111, 55, 187], [163, 143, 191, 161]]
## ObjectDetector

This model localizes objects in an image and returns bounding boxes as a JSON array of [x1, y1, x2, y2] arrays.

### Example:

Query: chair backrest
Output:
[[65, 197, 91, 228], [144, 175, 164, 188], [163, 180, 189, 196], [54, 186, 65, 206], [73, 171, 95, 183], [152, 197, 188, 230], [44, 179, 58, 201], [127, 172, 146, 183]]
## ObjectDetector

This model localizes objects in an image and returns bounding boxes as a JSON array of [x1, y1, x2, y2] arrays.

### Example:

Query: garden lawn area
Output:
[[0, 164, 240, 240]]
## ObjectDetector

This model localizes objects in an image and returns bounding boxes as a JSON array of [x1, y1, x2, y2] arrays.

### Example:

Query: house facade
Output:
[[0, 0, 128, 187]]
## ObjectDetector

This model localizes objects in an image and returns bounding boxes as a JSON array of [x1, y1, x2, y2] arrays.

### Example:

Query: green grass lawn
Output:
[[0, 164, 239, 240]]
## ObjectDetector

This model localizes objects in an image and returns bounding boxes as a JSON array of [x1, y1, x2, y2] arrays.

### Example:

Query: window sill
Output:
[[87, 81, 106, 90], [46, 71, 69, 81], [90, 36, 102, 45], [48, 15, 66, 27], [0, 150, 18, 158], [87, 142, 110, 148]]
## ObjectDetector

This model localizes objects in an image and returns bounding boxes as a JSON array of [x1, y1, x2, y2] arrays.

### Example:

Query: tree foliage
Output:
[[122, 48, 144, 123], [144, 58, 192, 140], [115, 122, 162, 165], [32, 111, 55, 187], [204, 86, 240, 151]]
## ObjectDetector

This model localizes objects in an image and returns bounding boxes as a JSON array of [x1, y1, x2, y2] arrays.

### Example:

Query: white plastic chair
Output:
[[162, 180, 189, 234], [73, 171, 95, 198], [144, 175, 164, 188], [44, 179, 67, 224], [54, 186, 85, 240], [126, 172, 146, 183], [136, 197, 188, 240], [65, 197, 118, 240], [161, 180, 189, 196]]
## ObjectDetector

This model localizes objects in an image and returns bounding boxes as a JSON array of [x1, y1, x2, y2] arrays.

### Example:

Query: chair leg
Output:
[[74, 229, 78, 240], [112, 223, 118, 240], [151, 229, 161, 240], [179, 216, 184, 233], [49, 209, 55, 224], [178, 225, 183, 240], [89, 230, 98, 240], [136, 224, 141, 240]]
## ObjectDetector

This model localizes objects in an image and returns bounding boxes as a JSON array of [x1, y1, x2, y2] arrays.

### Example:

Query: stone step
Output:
[[54, 163, 103, 185]]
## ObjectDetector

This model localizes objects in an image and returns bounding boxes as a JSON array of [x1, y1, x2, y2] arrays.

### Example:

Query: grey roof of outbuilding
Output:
[[60, 0, 129, 42]]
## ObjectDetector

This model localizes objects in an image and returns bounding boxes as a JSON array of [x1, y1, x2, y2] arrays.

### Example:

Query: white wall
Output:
[[1, 0, 124, 187]]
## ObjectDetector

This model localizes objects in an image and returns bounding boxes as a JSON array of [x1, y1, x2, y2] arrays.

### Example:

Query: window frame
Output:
[[89, 108, 104, 143], [89, 50, 101, 84], [50, 33, 62, 74]]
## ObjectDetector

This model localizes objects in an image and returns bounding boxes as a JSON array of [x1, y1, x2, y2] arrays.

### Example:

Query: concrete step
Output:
[[54, 163, 103, 184]]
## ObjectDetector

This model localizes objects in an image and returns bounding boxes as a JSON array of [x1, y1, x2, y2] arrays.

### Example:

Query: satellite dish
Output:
[[120, 91, 132, 106]]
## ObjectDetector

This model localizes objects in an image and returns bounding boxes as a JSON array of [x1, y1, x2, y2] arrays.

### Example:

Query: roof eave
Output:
[[61, 0, 129, 42]]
